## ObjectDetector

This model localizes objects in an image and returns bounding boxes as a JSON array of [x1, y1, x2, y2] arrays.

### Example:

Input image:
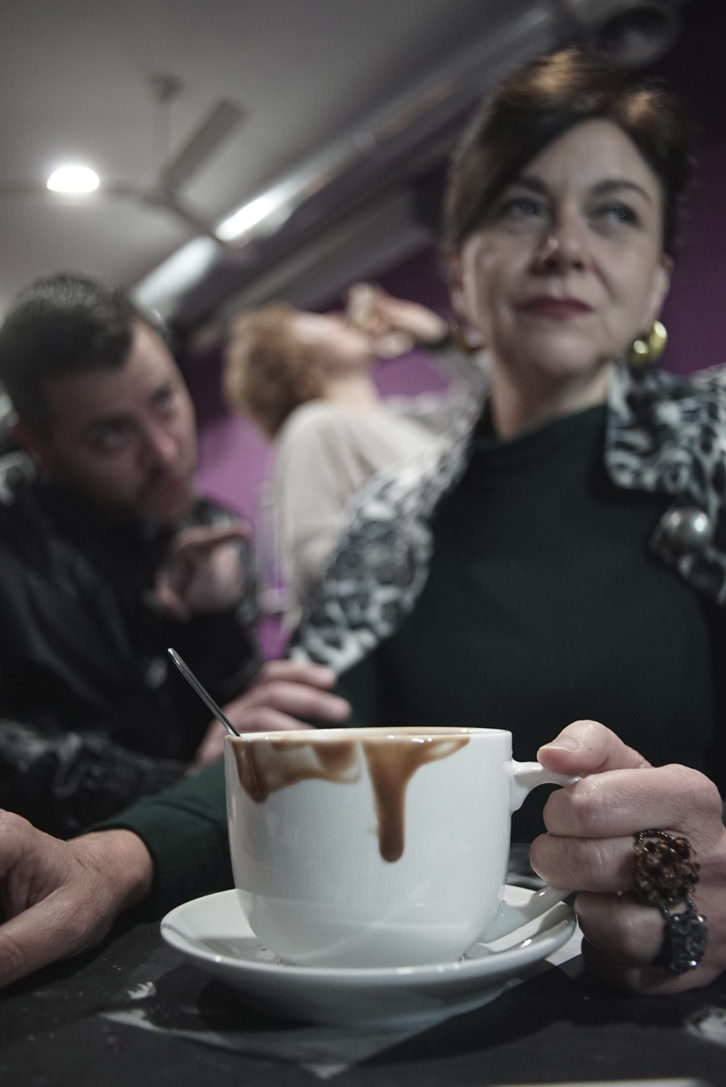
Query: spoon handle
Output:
[[167, 647, 240, 736]]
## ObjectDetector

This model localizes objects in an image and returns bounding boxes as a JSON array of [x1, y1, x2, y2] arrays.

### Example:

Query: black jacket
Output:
[[0, 451, 262, 836]]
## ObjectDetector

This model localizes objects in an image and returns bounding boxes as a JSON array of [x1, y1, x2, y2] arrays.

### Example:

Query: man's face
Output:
[[32, 320, 198, 525]]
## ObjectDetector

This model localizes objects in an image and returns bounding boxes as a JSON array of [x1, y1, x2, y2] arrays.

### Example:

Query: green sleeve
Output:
[[94, 760, 231, 917]]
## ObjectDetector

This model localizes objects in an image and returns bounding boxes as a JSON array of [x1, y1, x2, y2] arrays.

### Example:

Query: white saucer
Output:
[[161, 886, 576, 1028]]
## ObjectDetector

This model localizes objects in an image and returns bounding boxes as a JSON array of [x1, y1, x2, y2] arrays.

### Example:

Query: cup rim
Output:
[[226, 726, 511, 744]]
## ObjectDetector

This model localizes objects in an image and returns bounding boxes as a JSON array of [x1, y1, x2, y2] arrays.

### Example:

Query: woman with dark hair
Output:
[[0, 49, 723, 996], [291, 49, 725, 991]]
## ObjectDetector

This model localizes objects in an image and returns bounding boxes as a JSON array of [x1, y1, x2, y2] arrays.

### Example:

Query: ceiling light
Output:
[[559, 0, 682, 68], [593, 1, 681, 67], [133, 237, 219, 314], [46, 163, 100, 194], [216, 194, 282, 242]]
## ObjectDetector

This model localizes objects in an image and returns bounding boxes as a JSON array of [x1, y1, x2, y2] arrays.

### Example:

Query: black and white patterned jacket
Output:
[[291, 359, 726, 673]]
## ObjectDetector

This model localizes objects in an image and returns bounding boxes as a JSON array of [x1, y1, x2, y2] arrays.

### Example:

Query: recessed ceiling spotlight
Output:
[[560, 0, 683, 69], [594, 1, 681, 68], [46, 163, 100, 194]]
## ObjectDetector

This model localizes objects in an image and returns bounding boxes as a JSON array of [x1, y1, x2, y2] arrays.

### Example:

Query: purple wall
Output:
[[654, 0, 726, 374]]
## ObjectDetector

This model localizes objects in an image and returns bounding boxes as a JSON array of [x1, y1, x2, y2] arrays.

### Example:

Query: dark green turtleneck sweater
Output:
[[336, 403, 725, 838]]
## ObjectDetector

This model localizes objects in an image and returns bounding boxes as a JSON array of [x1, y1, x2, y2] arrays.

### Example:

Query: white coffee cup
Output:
[[224, 726, 574, 969]]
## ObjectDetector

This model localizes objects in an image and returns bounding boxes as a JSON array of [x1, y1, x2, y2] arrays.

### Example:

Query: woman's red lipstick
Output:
[[520, 296, 593, 318]]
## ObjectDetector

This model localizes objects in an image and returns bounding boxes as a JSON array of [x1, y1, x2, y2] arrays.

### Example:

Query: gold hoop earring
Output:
[[628, 320, 668, 365], [449, 317, 484, 355]]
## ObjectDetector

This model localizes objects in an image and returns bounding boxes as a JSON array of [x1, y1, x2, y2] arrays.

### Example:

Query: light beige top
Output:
[[273, 399, 445, 621]]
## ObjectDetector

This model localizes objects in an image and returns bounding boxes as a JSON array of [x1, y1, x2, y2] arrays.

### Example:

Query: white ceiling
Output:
[[0, 0, 687, 325]]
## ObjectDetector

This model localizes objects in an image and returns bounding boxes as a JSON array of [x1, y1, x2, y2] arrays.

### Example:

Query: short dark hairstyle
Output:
[[444, 48, 694, 257], [0, 272, 163, 433]]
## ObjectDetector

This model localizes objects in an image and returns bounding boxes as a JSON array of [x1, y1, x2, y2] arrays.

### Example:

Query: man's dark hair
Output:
[[0, 272, 165, 434]]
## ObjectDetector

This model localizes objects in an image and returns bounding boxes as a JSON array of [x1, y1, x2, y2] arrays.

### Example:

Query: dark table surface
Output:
[[2, 914, 725, 1087]]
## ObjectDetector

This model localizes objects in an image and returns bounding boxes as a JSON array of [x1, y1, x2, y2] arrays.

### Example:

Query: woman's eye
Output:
[[594, 202, 639, 226], [498, 195, 545, 220]]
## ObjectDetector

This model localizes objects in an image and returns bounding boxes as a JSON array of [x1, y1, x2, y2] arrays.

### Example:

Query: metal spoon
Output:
[[167, 647, 240, 736]]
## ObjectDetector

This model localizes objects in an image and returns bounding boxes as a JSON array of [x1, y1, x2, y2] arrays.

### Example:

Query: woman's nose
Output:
[[533, 218, 586, 272]]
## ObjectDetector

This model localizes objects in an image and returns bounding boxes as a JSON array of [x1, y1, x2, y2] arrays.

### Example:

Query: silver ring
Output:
[[652, 897, 708, 976]]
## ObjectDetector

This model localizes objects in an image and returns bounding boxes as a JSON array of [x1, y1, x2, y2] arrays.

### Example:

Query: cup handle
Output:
[[493, 762, 579, 942], [509, 760, 579, 812], [482, 883, 574, 942]]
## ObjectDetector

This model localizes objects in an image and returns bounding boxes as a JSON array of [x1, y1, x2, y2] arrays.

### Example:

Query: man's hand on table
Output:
[[0, 659, 352, 986], [0, 813, 152, 989]]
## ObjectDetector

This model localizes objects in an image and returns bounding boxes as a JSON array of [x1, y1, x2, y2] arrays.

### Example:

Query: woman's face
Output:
[[454, 119, 671, 386], [290, 311, 374, 373]]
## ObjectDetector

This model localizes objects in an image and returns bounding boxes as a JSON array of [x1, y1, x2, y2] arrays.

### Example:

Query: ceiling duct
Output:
[[137, 0, 561, 321]]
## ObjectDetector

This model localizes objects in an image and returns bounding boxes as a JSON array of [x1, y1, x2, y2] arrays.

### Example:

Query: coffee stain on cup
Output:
[[231, 738, 360, 802], [231, 733, 469, 861], [364, 737, 469, 861]]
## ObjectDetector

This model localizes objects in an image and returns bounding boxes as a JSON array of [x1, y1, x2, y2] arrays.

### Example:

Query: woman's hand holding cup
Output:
[[532, 719, 726, 992]]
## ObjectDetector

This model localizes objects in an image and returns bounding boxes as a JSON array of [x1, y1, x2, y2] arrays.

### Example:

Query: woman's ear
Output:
[[446, 249, 467, 325], [446, 247, 486, 355], [646, 254, 673, 327]]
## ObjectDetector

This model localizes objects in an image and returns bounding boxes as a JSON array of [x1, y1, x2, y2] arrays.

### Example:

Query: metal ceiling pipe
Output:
[[135, 1, 560, 315], [213, 1, 561, 250]]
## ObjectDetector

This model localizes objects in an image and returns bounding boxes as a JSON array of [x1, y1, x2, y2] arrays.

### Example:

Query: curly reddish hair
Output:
[[224, 303, 328, 439]]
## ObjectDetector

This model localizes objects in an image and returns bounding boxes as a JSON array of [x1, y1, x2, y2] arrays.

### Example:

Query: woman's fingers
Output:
[[529, 732, 726, 993], [575, 891, 663, 965], [537, 719, 651, 776], [539, 763, 724, 842], [576, 890, 724, 994], [530, 831, 634, 894]]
